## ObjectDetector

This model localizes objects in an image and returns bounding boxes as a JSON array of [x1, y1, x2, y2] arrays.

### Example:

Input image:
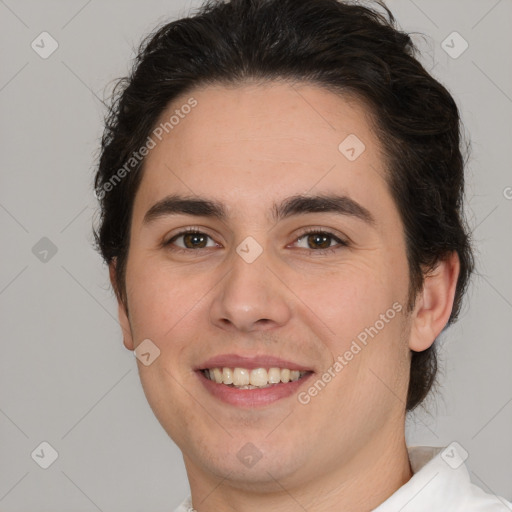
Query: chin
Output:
[[189, 438, 310, 490]]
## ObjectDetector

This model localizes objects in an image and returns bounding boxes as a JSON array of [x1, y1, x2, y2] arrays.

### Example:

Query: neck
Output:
[[183, 429, 413, 512]]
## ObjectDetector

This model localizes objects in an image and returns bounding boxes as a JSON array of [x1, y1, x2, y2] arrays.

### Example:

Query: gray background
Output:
[[0, 0, 511, 510]]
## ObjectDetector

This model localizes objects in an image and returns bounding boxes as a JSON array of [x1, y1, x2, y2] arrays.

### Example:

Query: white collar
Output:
[[373, 443, 511, 511]]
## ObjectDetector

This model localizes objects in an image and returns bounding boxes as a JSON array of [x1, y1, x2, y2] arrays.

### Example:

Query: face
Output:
[[116, 82, 415, 492]]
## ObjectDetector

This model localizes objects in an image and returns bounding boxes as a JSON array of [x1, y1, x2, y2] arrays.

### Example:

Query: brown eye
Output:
[[165, 229, 217, 251], [306, 233, 332, 250], [294, 230, 347, 253], [182, 232, 208, 248]]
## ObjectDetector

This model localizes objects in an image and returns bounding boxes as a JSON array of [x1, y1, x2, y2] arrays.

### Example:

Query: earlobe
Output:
[[408, 252, 460, 352], [109, 259, 135, 352], [118, 303, 135, 351]]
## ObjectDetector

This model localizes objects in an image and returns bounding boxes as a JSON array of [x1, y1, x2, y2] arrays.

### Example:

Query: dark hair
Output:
[[93, 0, 474, 412]]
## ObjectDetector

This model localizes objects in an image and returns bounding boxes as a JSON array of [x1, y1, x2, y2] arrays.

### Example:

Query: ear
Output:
[[408, 252, 460, 352], [109, 259, 135, 351]]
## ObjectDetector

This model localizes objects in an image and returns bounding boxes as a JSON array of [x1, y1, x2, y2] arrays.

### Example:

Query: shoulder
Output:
[[458, 481, 512, 511]]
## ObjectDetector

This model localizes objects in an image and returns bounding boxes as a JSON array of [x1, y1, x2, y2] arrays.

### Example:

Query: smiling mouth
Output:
[[200, 367, 312, 389]]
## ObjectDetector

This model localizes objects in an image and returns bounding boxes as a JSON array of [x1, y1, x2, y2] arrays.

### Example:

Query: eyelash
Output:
[[163, 226, 349, 256]]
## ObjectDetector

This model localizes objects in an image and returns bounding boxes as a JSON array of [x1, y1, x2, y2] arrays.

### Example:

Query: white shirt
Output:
[[174, 444, 512, 511]]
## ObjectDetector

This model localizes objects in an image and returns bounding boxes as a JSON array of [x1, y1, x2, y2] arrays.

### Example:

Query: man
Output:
[[93, 0, 511, 509]]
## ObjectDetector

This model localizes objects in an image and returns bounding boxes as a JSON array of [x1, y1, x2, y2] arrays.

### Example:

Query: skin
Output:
[[110, 81, 460, 511]]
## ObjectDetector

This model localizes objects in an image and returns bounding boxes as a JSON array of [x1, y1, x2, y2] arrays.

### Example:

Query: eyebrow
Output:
[[142, 193, 375, 227]]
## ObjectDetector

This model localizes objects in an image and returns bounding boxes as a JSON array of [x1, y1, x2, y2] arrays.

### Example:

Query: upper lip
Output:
[[196, 353, 314, 372]]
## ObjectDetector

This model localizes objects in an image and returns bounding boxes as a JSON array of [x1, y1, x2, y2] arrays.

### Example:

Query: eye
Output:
[[293, 228, 348, 254], [163, 227, 349, 256], [164, 228, 219, 251]]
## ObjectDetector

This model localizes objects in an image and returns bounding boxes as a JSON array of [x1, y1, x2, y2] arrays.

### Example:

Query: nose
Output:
[[209, 244, 292, 333]]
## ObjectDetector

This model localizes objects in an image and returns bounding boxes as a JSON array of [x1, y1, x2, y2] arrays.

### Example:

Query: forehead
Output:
[[133, 81, 392, 225], [151, 81, 377, 163]]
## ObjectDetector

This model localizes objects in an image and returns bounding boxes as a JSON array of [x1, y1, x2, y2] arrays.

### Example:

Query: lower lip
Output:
[[196, 370, 314, 407]]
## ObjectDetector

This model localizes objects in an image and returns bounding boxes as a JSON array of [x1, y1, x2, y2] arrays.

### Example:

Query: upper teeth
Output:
[[204, 367, 308, 388]]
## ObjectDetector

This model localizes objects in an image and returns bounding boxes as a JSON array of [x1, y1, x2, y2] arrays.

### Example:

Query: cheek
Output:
[[295, 258, 409, 401], [298, 260, 403, 343], [125, 255, 210, 341], [318, 303, 408, 431]]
